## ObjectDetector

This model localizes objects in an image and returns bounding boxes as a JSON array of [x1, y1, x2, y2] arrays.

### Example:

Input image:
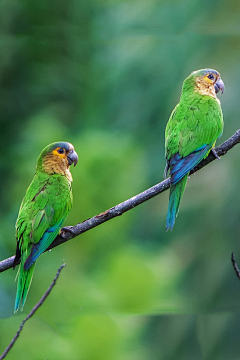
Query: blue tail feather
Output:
[[166, 175, 188, 231], [14, 251, 35, 312]]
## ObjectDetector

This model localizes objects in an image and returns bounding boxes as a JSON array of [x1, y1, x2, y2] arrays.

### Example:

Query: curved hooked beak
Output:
[[214, 77, 225, 94], [67, 149, 78, 167]]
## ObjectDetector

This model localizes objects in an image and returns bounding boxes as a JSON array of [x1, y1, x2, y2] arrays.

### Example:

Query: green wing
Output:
[[14, 171, 72, 311], [165, 93, 223, 162], [16, 172, 72, 263], [165, 92, 223, 231]]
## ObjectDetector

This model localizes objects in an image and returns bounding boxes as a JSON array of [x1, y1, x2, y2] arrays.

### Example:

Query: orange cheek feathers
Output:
[[52, 148, 66, 159], [203, 75, 214, 85]]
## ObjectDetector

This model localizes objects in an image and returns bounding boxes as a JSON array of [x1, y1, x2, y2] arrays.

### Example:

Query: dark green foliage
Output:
[[1, 0, 240, 359]]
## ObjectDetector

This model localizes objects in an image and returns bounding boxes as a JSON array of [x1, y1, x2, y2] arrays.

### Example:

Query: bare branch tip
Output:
[[0, 263, 65, 360]]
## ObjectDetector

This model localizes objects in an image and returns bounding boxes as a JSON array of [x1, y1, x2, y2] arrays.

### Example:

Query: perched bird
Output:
[[13, 142, 78, 312], [164, 69, 224, 230]]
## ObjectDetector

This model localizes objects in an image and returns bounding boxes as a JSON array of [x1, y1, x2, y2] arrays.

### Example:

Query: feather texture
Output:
[[14, 142, 77, 312], [164, 69, 224, 230]]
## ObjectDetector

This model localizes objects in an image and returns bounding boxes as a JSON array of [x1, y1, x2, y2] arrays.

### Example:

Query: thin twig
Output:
[[1, 129, 240, 274], [231, 252, 240, 279], [0, 263, 66, 360]]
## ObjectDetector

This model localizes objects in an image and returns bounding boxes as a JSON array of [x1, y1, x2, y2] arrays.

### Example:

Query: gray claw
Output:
[[211, 148, 220, 160]]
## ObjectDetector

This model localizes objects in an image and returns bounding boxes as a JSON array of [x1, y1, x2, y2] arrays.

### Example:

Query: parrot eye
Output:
[[57, 148, 65, 154], [208, 74, 215, 81]]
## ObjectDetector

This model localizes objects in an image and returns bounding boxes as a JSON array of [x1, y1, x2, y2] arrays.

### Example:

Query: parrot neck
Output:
[[35, 168, 73, 186], [194, 77, 218, 99], [36, 153, 73, 183], [64, 169, 73, 183], [181, 75, 219, 102]]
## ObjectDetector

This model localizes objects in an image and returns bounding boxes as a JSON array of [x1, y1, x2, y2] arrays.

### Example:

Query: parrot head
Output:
[[37, 141, 78, 180], [183, 68, 224, 98]]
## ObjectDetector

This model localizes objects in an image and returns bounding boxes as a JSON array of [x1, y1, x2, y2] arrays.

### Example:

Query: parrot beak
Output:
[[214, 77, 225, 94], [67, 149, 78, 167]]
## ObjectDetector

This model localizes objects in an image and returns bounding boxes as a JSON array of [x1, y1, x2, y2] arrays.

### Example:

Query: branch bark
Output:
[[0, 263, 66, 360], [231, 252, 240, 279], [1, 129, 240, 274]]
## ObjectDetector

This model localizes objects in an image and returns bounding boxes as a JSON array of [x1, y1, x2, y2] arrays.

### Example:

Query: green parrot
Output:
[[164, 69, 224, 230], [13, 141, 78, 312]]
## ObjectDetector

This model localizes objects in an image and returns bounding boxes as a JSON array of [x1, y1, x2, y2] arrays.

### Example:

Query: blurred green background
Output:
[[1, 0, 240, 359]]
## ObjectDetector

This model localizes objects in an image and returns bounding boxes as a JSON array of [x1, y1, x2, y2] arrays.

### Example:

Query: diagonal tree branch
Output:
[[0, 263, 66, 360], [1, 129, 240, 274], [231, 252, 240, 279]]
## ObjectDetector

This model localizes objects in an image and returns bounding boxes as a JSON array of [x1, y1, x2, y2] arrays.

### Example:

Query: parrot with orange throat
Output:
[[164, 69, 224, 230], [13, 141, 78, 312]]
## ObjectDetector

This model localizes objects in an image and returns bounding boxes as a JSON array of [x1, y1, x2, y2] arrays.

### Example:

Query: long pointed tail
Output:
[[14, 252, 35, 312], [166, 174, 188, 231]]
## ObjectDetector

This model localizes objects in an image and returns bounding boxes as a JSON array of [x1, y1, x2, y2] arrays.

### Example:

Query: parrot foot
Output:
[[211, 148, 220, 160]]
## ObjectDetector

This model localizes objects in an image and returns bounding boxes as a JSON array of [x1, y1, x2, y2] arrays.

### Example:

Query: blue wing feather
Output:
[[170, 142, 214, 185], [24, 219, 64, 270]]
